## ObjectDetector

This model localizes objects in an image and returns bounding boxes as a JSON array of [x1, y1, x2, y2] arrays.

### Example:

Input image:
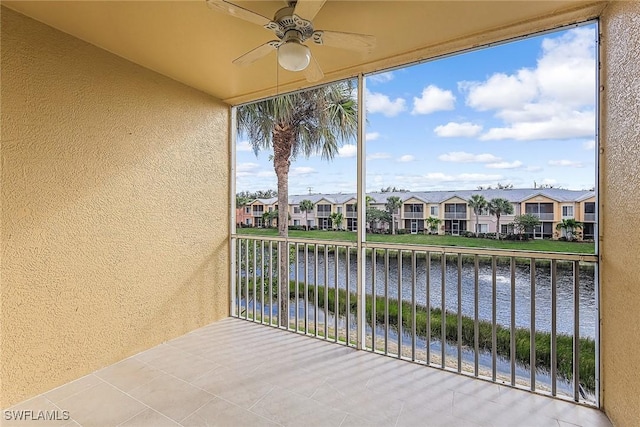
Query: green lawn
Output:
[[236, 228, 595, 254]]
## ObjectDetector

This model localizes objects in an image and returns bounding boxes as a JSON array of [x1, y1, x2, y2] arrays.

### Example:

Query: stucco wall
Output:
[[600, 1, 640, 425], [1, 7, 230, 407]]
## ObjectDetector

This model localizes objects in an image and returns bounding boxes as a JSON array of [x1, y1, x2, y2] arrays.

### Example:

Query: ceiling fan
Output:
[[205, 0, 376, 82]]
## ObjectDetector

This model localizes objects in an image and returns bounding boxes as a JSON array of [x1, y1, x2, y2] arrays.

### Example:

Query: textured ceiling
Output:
[[3, 0, 606, 105]]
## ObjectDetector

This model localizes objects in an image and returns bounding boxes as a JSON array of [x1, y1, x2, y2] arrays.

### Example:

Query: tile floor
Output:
[[4, 318, 612, 426]]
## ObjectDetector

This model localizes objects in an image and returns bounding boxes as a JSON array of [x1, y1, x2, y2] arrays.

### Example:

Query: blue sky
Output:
[[236, 24, 597, 195]]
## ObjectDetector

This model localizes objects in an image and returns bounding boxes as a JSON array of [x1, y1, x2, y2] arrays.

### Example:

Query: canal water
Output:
[[288, 251, 596, 339]]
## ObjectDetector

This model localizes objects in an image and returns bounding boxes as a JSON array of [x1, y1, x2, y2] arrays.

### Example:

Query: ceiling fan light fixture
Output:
[[278, 40, 311, 71]]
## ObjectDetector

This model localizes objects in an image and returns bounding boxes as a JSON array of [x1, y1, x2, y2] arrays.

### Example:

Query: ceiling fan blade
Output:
[[206, 0, 273, 27], [233, 41, 280, 66], [293, 0, 326, 22], [304, 53, 324, 82], [312, 30, 376, 51]]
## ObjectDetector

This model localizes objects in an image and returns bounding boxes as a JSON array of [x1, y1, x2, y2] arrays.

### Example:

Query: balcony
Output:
[[316, 211, 331, 218], [403, 211, 424, 219], [233, 235, 601, 411], [345, 211, 357, 218], [528, 212, 555, 221], [444, 212, 467, 219], [584, 213, 596, 222], [5, 316, 610, 426], [252, 210, 264, 217]]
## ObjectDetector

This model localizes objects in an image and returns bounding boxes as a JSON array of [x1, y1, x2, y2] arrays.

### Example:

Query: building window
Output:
[[245, 218, 251, 225], [562, 206, 574, 217], [293, 206, 300, 213], [430, 206, 438, 216], [245, 207, 250, 214], [476, 224, 488, 233], [294, 220, 300, 226]]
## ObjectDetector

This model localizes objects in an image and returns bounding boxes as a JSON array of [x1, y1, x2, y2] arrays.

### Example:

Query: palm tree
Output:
[[237, 82, 357, 326], [426, 216, 441, 234], [556, 218, 584, 241], [299, 199, 314, 230], [468, 194, 487, 236], [330, 212, 344, 230], [488, 198, 514, 239], [385, 196, 402, 235]]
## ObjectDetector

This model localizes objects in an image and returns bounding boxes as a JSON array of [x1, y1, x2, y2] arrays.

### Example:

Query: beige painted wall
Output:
[[1, 7, 229, 407], [600, 1, 640, 425]]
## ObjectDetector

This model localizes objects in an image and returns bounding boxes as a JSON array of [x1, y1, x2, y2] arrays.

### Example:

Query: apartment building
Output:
[[241, 188, 596, 240]]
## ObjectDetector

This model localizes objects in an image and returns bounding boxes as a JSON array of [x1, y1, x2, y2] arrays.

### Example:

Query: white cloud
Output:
[[236, 162, 260, 177], [434, 122, 483, 137], [438, 151, 501, 163], [366, 132, 381, 141], [460, 69, 538, 111], [412, 85, 455, 115], [368, 72, 394, 83], [366, 90, 406, 117], [583, 140, 596, 150], [480, 110, 595, 141], [525, 166, 543, 172], [290, 166, 316, 176], [548, 159, 584, 168], [367, 152, 391, 160], [397, 154, 415, 163], [338, 144, 358, 158], [485, 160, 523, 169], [236, 140, 253, 152], [461, 27, 596, 141]]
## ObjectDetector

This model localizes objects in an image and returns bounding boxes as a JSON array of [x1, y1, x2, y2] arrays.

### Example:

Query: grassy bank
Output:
[[236, 228, 595, 254], [241, 280, 595, 392]]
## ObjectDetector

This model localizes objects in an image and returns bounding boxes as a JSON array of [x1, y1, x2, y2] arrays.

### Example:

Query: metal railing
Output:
[[444, 212, 467, 219], [316, 211, 331, 218], [403, 212, 424, 219], [528, 212, 555, 221], [584, 213, 596, 222], [231, 234, 599, 406], [345, 211, 357, 218]]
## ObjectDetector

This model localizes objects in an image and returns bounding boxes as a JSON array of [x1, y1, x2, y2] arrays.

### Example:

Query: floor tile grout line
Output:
[[214, 393, 286, 427]]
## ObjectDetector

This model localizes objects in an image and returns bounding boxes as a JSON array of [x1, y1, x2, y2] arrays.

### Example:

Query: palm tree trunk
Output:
[[273, 125, 293, 327], [496, 215, 501, 240]]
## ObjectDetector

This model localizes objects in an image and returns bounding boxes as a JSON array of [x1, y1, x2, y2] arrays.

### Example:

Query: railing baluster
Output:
[[372, 249, 377, 351], [573, 260, 580, 401], [384, 249, 389, 355], [304, 244, 309, 334], [441, 252, 446, 369], [253, 240, 257, 321], [261, 240, 265, 325], [412, 250, 417, 362], [457, 253, 462, 373], [295, 242, 300, 332], [269, 241, 273, 326], [530, 258, 536, 391], [324, 244, 329, 339], [286, 241, 291, 331], [492, 255, 497, 382], [314, 244, 319, 337], [426, 251, 431, 365], [334, 244, 339, 343], [236, 239, 241, 318], [346, 247, 351, 346], [277, 242, 281, 327], [398, 250, 403, 359], [245, 239, 250, 321], [474, 255, 479, 377], [551, 259, 557, 396], [510, 257, 516, 386]]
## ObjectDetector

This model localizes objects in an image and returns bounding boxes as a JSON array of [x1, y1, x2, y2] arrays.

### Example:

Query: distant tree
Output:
[[496, 182, 514, 189], [380, 186, 410, 193], [330, 212, 344, 230], [468, 194, 487, 235], [488, 198, 514, 239], [385, 196, 403, 235], [299, 199, 314, 230], [366, 207, 390, 232], [512, 214, 541, 237], [426, 216, 441, 234], [556, 218, 584, 241]]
